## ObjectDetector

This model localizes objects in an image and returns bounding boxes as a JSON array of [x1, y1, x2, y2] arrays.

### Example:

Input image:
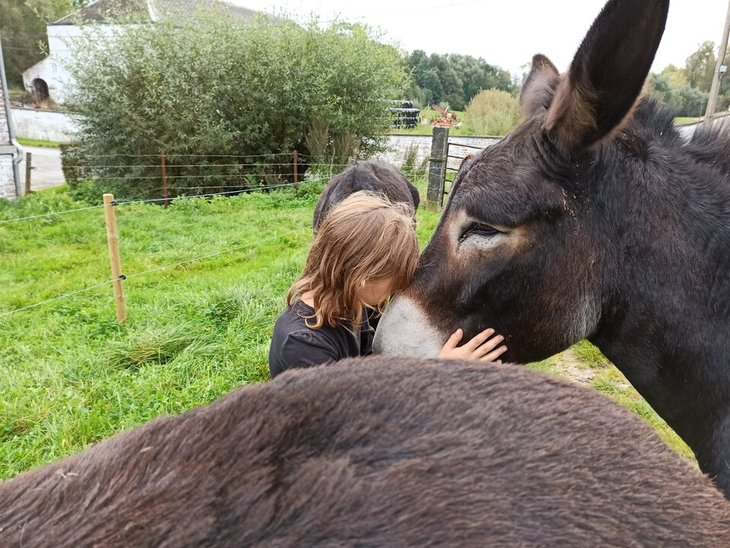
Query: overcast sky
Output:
[[230, 0, 730, 77]]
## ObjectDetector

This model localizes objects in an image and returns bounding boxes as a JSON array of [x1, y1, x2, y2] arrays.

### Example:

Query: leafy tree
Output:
[[646, 72, 708, 117], [658, 64, 688, 87], [646, 73, 684, 113], [405, 50, 513, 110], [678, 85, 708, 116], [686, 41, 716, 92], [65, 12, 407, 199], [0, 0, 86, 86]]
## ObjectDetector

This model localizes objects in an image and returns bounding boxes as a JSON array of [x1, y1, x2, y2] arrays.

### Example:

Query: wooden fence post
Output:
[[103, 193, 127, 323], [426, 127, 449, 210], [293, 150, 299, 190], [160, 151, 169, 207], [24, 152, 32, 195]]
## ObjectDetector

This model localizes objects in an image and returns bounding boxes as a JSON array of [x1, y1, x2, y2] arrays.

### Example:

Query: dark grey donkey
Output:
[[1, 357, 728, 546], [312, 159, 420, 231], [375, 0, 730, 497]]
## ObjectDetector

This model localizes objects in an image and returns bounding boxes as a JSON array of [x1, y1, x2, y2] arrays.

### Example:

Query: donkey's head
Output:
[[374, 0, 670, 362]]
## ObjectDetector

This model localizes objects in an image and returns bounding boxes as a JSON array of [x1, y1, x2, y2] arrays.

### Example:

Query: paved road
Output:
[[21, 146, 65, 192]]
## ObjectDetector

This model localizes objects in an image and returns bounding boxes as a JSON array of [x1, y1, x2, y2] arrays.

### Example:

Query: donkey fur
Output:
[[312, 160, 420, 231], [1, 357, 728, 546]]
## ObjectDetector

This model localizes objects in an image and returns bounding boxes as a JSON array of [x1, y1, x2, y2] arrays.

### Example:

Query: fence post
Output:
[[426, 127, 449, 210], [293, 150, 299, 190], [160, 151, 169, 208], [24, 152, 32, 195], [103, 193, 127, 323]]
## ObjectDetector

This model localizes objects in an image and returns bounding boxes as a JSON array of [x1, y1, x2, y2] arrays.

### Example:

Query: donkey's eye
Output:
[[459, 223, 501, 242]]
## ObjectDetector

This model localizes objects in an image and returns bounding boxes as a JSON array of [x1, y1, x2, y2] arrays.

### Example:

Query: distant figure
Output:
[[312, 160, 420, 231]]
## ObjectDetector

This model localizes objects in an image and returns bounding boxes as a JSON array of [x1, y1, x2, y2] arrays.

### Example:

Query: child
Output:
[[268, 192, 507, 378]]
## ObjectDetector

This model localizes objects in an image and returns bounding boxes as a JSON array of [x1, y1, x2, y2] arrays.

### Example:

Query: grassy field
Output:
[[16, 138, 63, 148], [0, 182, 691, 480]]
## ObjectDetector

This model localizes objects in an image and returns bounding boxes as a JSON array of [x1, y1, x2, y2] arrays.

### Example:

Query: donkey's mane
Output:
[[629, 98, 730, 176]]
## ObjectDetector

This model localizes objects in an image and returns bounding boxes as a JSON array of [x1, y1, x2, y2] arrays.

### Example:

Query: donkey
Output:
[[374, 0, 730, 497], [1, 357, 728, 546], [312, 159, 420, 231]]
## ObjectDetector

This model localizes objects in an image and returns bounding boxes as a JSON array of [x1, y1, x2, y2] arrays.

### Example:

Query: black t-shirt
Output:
[[268, 300, 375, 379]]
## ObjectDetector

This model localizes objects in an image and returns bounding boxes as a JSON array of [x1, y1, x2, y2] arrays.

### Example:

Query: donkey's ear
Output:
[[520, 54, 560, 118], [545, 0, 669, 150]]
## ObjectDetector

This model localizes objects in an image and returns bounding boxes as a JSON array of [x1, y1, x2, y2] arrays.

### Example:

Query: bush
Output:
[[646, 73, 709, 117], [464, 89, 520, 136], [400, 144, 428, 181], [65, 7, 407, 200]]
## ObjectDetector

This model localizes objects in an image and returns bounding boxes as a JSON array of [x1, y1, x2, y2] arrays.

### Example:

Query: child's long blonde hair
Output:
[[288, 192, 419, 329]]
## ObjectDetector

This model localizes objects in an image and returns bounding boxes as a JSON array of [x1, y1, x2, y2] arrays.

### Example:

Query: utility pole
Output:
[[0, 31, 24, 198], [704, 0, 730, 124]]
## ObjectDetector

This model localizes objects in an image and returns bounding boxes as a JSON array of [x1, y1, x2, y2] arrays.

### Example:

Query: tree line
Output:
[[647, 41, 730, 117], [404, 50, 515, 111]]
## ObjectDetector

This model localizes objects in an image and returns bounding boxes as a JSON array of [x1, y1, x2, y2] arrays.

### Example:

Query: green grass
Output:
[[674, 117, 701, 126], [0, 182, 692, 479], [17, 138, 62, 149]]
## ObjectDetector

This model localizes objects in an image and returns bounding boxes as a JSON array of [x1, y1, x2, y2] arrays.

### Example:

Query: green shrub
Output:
[[400, 144, 428, 181], [464, 89, 520, 136], [65, 8, 408, 200]]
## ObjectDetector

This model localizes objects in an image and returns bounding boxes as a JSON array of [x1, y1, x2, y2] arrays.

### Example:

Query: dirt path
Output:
[[21, 146, 65, 192]]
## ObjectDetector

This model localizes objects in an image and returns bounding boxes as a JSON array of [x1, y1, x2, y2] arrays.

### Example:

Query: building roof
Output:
[[53, 0, 260, 25]]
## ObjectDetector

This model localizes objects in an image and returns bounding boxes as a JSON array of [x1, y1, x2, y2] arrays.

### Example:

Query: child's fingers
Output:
[[463, 327, 496, 351], [474, 333, 504, 356], [441, 328, 464, 351], [479, 345, 508, 363]]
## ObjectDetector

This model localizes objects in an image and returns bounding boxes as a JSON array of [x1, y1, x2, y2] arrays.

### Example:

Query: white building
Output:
[[22, 0, 259, 105]]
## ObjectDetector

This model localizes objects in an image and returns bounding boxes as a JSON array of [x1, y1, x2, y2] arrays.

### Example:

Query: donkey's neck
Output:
[[591, 303, 730, 457]]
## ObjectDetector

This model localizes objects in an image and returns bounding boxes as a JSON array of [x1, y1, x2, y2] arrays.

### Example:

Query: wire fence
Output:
[[2, 148, 351, 224], [55, 148, 355, 205], [0, 198, 312, 319], [0, 153, 334, 319], [1, 136, 461, 319]]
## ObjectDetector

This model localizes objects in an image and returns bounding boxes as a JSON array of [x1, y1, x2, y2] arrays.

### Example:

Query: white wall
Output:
[[11, 108, 80, 143], [376, 135, 501, 168], [0, 157, 16, 199], [22, 25, 83, 104], [1, 74, 19, 198]]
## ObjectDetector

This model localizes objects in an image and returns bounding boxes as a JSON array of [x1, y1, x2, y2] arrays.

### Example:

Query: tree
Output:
[[0, 0, 86, 86], [646, 73, 683, 113], [404, 51, 513, 111], [659, 64, 688, 88], [685, 41, 716, 92], [646, 72, 708, 117], [66, 12, 408, 199], [678, 85, 708, 116]]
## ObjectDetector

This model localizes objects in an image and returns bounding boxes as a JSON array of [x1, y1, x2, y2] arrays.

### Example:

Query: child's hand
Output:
[[438, 328, 507, 363]]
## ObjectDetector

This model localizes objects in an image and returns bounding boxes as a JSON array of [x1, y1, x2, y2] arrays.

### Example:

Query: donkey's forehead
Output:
[[451, 130, 542, 199], [447, 130, 571, 226]]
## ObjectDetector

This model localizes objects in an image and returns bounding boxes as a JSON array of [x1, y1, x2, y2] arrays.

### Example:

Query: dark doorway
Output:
[[32, 78, 50, 104]]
